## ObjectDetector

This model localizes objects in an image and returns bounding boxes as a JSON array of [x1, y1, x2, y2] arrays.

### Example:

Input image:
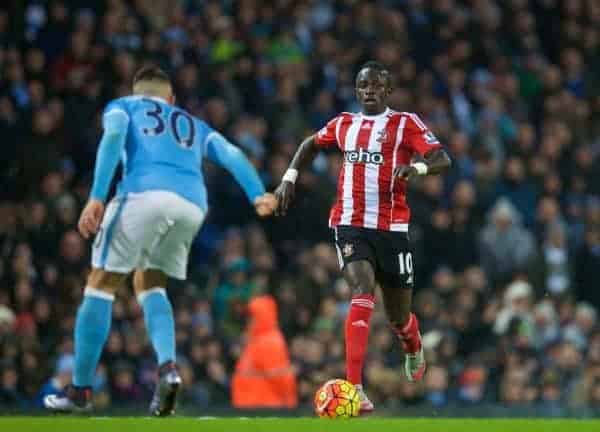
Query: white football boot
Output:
[[405, 342, 427, 382], [149, 363, 182, 417], [44, 386, 93, 413], [354, 384, 374, 414]]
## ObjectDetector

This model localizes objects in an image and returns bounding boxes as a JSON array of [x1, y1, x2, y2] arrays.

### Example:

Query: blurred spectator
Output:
[[0, 305, 15, 337], [575, 228, 600, 309], [495, 157, 537, 226], [457, 365, 488, 405], [480, 199, 537, 284], [110, 361, 143, 404], [532, 301, 560, 350], [494, 281, 534, 335], [424, 365, 448, 407], [563, 303, 597, 351], [232, 295, 297, 408], [533, 223, 571, 297], [0, 366, 26, 408], [538, 369, 564, 417], [213, 258, 253, 338]]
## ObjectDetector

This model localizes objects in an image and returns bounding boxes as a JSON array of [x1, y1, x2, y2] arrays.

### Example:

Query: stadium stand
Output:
[[1, 0, 600, 415]]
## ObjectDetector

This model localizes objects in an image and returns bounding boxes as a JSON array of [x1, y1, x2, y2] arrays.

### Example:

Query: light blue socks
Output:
[[73, 288, 114, 387], [72, 286, 175, 388], [139, 288, 176, 366]]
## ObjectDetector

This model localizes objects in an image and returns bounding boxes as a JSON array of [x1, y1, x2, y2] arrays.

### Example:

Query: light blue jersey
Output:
[[90, 95, 265, 210]]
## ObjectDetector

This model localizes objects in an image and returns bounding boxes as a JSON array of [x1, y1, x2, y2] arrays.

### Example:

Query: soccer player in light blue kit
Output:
[[44, 67, 277, 415]]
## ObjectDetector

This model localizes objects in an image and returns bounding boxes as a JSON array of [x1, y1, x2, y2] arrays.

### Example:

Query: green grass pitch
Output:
[[1, 418, 599, 432]]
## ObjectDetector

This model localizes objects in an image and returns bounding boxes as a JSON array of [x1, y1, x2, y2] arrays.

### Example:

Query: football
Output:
[[314, 379, 361, 418]]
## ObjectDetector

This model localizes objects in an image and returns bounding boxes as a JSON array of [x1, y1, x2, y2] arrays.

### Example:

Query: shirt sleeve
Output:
[[404, 113, 442, 156], [204, 131, 266, 203], [314, 116, 340, 148], [89, 103, 130, 201]]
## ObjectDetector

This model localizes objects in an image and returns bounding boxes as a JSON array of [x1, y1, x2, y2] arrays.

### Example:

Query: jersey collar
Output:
[[134, 94, 169, 104], [360, 107, 391, 120], [146, 95, 169, 104]]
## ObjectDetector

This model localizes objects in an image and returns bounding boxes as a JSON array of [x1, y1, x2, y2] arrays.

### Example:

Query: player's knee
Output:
[[345, 273, 376, 296], [351, 282, 375, 296], [344, 261, 376, 296], [389, 314, 409, 329], [87, 268, 126, 293], [133, 269, 168, 295], [387, 305, 411, 328]]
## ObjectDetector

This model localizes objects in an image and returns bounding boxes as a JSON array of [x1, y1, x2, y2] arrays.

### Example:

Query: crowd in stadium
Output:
[[1, 0, 600, 414]]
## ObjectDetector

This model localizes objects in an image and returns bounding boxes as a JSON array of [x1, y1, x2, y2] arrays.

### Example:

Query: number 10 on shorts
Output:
[[398, 252, 413, 275]]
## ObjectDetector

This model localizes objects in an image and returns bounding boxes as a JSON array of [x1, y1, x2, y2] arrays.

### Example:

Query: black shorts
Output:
[[334, 225, 415, 289]]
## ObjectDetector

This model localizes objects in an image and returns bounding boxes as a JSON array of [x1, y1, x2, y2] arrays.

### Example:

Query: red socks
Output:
[[345, 299, 422, 384], [393, 313, 422, 354], [345, 294, 375, 385]]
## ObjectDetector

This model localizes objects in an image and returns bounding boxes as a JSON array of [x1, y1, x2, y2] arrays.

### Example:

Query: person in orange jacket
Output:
[[231, 294, 297, 408]]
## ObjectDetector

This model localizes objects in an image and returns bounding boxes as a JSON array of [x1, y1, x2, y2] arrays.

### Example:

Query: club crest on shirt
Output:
[[376, 129, 389, 143], [342, 243, 354, 257]]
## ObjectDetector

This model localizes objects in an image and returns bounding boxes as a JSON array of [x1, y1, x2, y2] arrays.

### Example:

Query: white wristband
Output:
[[282, 168, 299, 184], [411, 162, 428, 175]]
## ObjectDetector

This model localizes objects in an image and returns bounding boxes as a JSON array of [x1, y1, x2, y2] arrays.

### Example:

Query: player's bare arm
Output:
[[274, 134, 320, 216], [78, 199, 105, 239], [394, 148, 452, 180], [78, 96, 130, 240]]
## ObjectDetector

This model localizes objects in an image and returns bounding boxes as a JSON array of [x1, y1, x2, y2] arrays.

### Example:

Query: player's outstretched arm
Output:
[[423, 148, 452, 174], [395, 148, 452, 180], [205, 131, 277, 217], [394, 114, 451, 180], [274, 134, 320, 216]]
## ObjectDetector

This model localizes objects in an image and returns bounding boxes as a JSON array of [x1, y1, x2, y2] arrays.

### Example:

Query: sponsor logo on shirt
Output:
[[344, 148, 384, 165]]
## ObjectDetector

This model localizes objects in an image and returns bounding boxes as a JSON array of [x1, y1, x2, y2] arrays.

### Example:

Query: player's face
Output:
[[355, 68, 391, 115]]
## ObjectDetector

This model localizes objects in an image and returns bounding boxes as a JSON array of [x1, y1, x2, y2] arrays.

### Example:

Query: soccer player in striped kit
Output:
[[275, 61, 451, 413]]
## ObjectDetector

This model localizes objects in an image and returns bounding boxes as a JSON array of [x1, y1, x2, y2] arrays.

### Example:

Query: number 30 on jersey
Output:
[[141, 98, 195, 149]]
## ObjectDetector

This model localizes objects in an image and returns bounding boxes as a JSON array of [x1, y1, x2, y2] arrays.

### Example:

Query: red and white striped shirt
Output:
[[315, 108, 442, 232]]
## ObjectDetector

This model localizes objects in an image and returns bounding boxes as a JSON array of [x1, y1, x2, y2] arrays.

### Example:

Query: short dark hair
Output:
[[132, 66, 171, 86], [358, 61, 388, 74], [356, 61, 391, 85]]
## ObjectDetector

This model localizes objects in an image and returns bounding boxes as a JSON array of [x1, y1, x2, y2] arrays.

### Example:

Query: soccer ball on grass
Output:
[[314, 379, 360, 418]]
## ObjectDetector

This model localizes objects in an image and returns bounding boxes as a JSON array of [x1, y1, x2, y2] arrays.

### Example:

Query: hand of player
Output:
[[254, 193, 278, 217], [394, 165, 419, 181], [78, 199, 105, 239], [274, 181, 295, 216]]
